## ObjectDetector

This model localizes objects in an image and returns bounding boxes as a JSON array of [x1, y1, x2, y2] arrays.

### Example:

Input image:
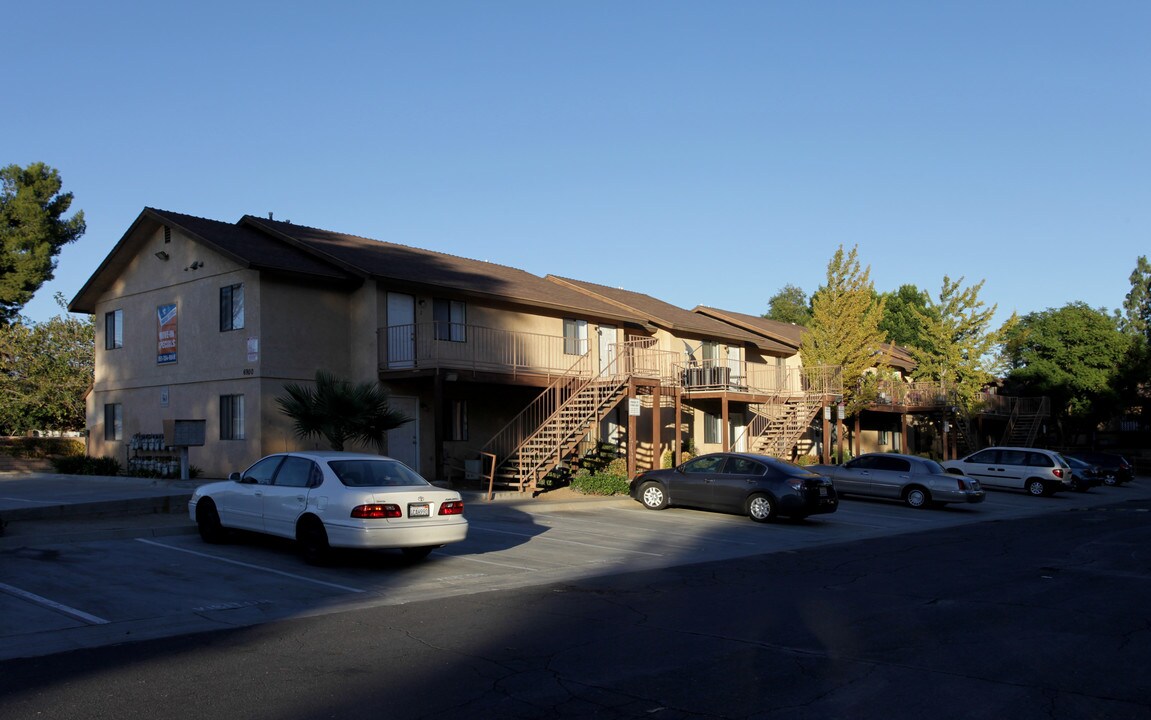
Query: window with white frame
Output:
[[105, 309, 123, 350], [563, 318, 588, 355], [433, 298, 466, 342], [220, 394, 245, 440], [104, 403, 122, 440], [220, 283, 244, 331]]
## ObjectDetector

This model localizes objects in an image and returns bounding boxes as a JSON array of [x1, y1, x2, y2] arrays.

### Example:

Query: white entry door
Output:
[[387, 396, 420, 471], [598, 325, 617, 375], [386, 293, 415, 369]]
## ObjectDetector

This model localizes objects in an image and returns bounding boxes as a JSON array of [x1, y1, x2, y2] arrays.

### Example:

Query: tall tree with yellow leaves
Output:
[[800, 245, 889, 415]]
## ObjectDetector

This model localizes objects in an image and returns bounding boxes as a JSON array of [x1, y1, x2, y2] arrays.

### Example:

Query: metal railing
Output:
[[378, 322, 591, 380], [674, 359, 842, 397]]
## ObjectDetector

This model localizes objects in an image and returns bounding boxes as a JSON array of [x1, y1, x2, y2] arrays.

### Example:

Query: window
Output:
[[105, 309, 123, 349], [103, 403, 122, 441], [220, 284, 244, 331], [683, 455, 726, 474], [704, 412, 721, 444], [727, 457, 766, 476], [564, 318, 588, 355], [433, 298, 466, 342], [878, 430, 890, 445], [444, 400, 468, 441], [220, 394, 245, 440], [275, 457, 320, 488]]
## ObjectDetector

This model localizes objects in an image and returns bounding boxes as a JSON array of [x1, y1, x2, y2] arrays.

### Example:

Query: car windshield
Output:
[[328, 459, 431, 488]]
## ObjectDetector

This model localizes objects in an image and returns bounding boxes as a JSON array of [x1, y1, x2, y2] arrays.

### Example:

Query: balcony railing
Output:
[[675, 359, 842, 397], [378, 323, 591, 380]]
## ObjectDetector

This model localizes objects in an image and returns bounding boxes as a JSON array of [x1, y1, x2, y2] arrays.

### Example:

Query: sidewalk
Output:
[[0, 472, 626, 549]]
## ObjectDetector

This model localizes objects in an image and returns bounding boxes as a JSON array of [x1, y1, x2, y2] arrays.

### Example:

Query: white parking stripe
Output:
[[0, 582, 109, 625], [135, 539, 366, 593], [471, 526, 666, 556]]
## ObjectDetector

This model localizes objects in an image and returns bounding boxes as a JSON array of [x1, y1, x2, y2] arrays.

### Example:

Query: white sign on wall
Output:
[[628, 398, 642, 416]]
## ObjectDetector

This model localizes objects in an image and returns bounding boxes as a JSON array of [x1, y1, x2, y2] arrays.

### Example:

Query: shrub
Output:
[[50, 455, 122, 476], [570, 471, 630, 496], [1, 436, 85, 459], [794, 454, 818, 466]]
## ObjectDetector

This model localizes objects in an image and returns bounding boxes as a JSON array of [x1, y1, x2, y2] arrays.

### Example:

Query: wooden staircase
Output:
[[748, 393, 823, 458], [1001, 397, 1049, 447], [479, 358, 630, 493]]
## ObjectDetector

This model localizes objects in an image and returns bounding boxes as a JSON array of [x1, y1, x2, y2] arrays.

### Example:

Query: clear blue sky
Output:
[[8, 1, 1149, 327]]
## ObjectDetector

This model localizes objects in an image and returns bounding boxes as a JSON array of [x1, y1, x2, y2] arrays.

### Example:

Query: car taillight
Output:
[[351, 503, 402, 519], [1053, 469, 1065, 478], [439, 500, 465, 515]]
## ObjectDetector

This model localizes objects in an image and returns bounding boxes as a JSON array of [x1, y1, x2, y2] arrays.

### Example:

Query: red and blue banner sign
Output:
[[157, 303, 178, 364]]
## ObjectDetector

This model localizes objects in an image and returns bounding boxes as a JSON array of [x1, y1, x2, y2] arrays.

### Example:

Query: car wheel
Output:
[[639, 482, 669, 510], [298, 517, 331, 565], [1103, 474, 1118, 486], [903, 486, 930, 509], [196, 500, 227, 544], [746, 493, 776, 523], [402, 546, 435, 561], [1026, 479, 1048, 497]]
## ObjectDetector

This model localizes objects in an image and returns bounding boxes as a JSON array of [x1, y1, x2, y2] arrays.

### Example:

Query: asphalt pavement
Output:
[[0, 472, 615, 549]]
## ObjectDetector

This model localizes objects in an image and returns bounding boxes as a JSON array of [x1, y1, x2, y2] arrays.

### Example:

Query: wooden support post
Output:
[[651, 384, 661, 473], [627, 382, 637, 480]]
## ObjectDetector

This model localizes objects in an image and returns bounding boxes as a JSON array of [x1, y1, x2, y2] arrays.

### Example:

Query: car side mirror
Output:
[[228, 472, 242, 483]]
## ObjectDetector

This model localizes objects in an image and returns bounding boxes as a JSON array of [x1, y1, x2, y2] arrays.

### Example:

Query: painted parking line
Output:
[[470, 526, 666, 556], [135, 539, 366, 593], [0, 581, 109, 625]]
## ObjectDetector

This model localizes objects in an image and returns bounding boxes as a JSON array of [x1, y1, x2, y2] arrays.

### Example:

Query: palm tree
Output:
[[275, 370, 411, 451]]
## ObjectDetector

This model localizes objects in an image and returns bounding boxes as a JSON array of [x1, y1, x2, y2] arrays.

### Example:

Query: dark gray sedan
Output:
[[630, 452, 838, 522], [811, 453, 985, 509]]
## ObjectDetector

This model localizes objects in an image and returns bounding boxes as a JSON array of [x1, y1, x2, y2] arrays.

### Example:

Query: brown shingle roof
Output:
[[693, 306, 806, 349], [69, 208, 356, 313], [546, 276, 771, 348], [240, 216, 641, 322]]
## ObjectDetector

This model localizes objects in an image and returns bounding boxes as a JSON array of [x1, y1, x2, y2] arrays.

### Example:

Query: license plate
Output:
[[408, 503, 430, 517], [819, 487, 828, 497]]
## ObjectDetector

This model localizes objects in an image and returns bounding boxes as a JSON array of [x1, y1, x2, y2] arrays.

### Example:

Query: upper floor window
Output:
[[563, 318, 588, 355], [220, 284, 244, 331], [433, 299, 466, 342], [105, 309, 123, 349]]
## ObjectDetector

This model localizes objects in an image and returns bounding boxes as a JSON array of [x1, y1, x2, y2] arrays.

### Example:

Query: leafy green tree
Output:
[[0, 163, 86, 324], [1004, 302, 1133, 440], [0, 294, 94, 433], [1117, 256, 1151, 420], [276, 370, 411, 451], [908, 276, 1015, 409], [799, 245, 888, 414], [879, 284, 936, 349], [764, 283, 811, 326], [1121, 255, 1151, 339]]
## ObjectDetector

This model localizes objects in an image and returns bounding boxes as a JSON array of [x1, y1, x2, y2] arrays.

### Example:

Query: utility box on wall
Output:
[[163, 419, 205, 448], [162, 419, 206, 480]]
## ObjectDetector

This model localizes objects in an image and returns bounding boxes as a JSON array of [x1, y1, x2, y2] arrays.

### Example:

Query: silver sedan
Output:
[[811, 453, 985, 509]]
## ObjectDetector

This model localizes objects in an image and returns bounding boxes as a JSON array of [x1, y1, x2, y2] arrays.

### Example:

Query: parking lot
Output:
[[3, 480, 1149, 662]]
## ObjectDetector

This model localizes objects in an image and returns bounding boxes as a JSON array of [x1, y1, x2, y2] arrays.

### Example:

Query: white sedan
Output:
[[188, 451, 468, 563]]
